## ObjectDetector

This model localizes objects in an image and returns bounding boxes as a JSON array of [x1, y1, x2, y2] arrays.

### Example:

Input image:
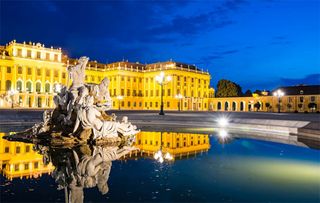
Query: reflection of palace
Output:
[[1, 40, 318, 112], [0, 133, 54, 180], [133, 131, 210, 159]]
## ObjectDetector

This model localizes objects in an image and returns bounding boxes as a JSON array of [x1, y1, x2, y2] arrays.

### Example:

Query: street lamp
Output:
[[116, 95, 124, 110], [274, 89, 284, 113], [175, 93, 184, 111], [8, 89, 18, 109], [155, 72, 172, 115], [154, 132, 173, 163]]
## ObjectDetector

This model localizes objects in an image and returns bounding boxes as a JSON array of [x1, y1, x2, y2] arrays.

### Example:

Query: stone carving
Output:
[[12, 56, 139, 145], [35, 143, 137, 203]]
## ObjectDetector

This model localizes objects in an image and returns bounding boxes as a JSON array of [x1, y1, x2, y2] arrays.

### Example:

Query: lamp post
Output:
[[154, 132, 173, 163], [273, 89, 284, 113], [155, 72, 172, 115], [8, 89, 18, 109], [116, 95, 123, 110], [175, 93, 184, 111]]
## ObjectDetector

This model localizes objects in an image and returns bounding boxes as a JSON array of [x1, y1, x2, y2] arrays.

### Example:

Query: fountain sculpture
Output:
[[10, 56, 139, 145]]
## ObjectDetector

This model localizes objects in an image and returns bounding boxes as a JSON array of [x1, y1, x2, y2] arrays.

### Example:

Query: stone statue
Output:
[[11, 56, 139, 145]]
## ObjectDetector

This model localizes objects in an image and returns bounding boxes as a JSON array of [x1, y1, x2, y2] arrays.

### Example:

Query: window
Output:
[[34, 162, 39, 169], [311, 96, 315, 102], [155, 102, 158, 107], [62, 72, 66, 78], [26, 81, 32, 92], [36, 82, 41, 93], [54, 71, 58, 77], [6, 80, 11, 91], [46, 69, 50, 77], [138, 90, 142, 97], [37, 68, 41, 76], [46, 53, 50, 60], [156, 90, 159, 96], [54, 54, 58, 61], [133, 78, 136, 82], [145, 102, 147, 107], [45, 83, 50, 93], [4, 147, 9, 153], [16, 81, 22, 91], [288, 97, 293, 103], [150, 102, 152, 107], [27, 50, 31, 58], [121, 101, 124, 107], [167, 102, 170, 107], [18, 49, 22, 56], [16, 146, 21, 153], [25, 164, 29, 170], [26, 145, 30, 152], [121, 89, 124, 95], [113, 89, 116, 96], [300, 97, 304, 103], [145, 90, 148, 97], [133, 102, 136, 107], [150, 90, 153, 97], [127, 89, 130, 96], [128, 101, 130, 107], [7, 66, 11, 73], [37, 52, 41, 59], [15, 164, 19, 171], [121, 76, 124, 81], [167, 89, 171, 96], [139, 102, 142, 107], [27, 67, 32, 75], [18, 66, 23, 74], [133, 90, 137, 96]]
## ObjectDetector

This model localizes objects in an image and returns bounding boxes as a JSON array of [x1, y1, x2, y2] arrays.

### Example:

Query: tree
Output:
[[308, 103, 317, 112], [244, 90, 252, 97], [216, 79, 242, 97], [254, 102, 261, 111]]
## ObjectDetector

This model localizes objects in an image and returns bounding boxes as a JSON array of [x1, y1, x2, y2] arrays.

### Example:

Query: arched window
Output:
[[16, 81, 23, 92], [26, 81, 32, 92], [217, 102, 222, 110], [6, 80, 11, 91], [45, 83, 50, 93], [225, 102, 229, 111], [240, 102, 244, 111], [232, 102, 236, 111], [36, 82, 41, 93]]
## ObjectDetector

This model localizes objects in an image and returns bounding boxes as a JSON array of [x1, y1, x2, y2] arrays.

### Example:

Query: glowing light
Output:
[[274, 89, 285, 97], [116, 95, 124, 100], [54, 84, 62, 93], [218, 129, 228, 139], [154, 150, 173, 163], [217, 117, 229, 127]]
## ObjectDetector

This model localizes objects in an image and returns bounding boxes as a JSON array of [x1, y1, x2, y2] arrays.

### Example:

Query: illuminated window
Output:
[[26, 81, 32, 92], [133, 90, 136, 96], [16, 81, 22, 91], [37, 52, 41, 59], [27, 50, 31, 58], [34, 162, 39, 169], [27, 67, 32, 75], [16, 146, 21, 153], [25, 164, 29, 170], [54, 54, 58, 61], [36, 82, 41, 93], [45, 83, 50, 93], [7, 66, 11, 73], [4, 147, 9, 153], [46, 53, 50, 59], [139, 102, 142, 107]]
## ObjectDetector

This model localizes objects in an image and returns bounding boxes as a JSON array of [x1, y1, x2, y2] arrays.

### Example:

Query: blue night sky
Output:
[[1, 0, 319, 91]]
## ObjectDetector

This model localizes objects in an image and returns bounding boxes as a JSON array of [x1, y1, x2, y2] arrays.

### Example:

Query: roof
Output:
[[272, 85, 320, 96], [145, 61, 201, 71]]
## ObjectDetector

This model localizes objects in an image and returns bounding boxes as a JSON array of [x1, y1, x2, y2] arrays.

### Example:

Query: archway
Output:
[[217, 102, 222, 110], [16, 80, 23, 92], [6, 80, 11, 91], [224, 101, 229, 111], [232, 101, 237, 111], [26, 81, 32, 92], [240, 101, 245, 111], [36, 82, 41, 93]]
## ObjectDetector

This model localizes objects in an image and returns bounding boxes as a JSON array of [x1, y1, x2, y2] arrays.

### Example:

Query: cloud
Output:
[[280, 74, 320, 86]]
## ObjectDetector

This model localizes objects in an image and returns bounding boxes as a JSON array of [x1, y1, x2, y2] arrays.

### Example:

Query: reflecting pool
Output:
[[1, 129, 320, 202]]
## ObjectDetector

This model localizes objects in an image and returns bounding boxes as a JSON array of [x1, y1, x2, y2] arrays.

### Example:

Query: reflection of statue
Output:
[[36, 143, 137, 203], [11, 56, 139, 145]]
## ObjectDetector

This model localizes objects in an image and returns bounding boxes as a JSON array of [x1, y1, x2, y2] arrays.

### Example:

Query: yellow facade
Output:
[[209, 94, 320, 112], [0, 133, 54, 180], [133, 131, 210, 159], [1, 40, 319, 112], [0, 40, 212, 110]]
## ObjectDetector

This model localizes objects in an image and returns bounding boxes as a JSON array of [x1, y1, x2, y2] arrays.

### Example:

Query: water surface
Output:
[[0, 129, 319, 202]]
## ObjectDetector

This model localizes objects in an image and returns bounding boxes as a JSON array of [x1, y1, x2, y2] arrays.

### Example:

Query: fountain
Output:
[[6, 56, 139, 145]]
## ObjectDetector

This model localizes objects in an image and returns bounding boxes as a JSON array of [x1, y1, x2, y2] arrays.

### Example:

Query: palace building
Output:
[[0, 40, 213, 111], [0, 40, 319, 112]]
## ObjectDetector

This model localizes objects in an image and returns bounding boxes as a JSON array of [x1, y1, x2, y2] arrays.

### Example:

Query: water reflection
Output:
[[35, 144, 136, 203], [0, 133, 54, 180]]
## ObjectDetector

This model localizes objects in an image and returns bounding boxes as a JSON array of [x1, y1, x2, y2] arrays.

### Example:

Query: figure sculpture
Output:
[[11, 56, 139, 145]]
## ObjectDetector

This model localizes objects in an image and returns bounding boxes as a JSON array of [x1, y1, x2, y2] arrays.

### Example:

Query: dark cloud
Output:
[[280, 74, 320, 86]]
